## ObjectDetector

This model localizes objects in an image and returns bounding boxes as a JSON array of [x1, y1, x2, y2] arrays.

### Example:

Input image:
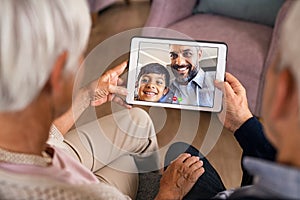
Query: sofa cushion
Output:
[[165, 14, 273, 114], [194, 0, 285, 27]]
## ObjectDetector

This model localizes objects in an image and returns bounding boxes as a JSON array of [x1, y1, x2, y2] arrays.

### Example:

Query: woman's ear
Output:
[[45, 51, 68, 94], [271, 68, 298, 120]]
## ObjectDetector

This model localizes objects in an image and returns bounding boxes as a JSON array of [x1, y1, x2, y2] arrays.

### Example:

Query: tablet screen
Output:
[[126, 37, 227, 112]]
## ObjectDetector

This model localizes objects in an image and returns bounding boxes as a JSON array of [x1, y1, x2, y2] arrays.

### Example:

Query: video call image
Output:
[[134, 42, 218, 108]]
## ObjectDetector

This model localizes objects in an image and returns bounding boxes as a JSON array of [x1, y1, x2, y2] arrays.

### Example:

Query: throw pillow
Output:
[[194, 0, 285, 27]]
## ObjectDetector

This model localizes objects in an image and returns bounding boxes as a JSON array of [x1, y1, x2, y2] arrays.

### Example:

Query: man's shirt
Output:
[[170, 68, 215, 107]]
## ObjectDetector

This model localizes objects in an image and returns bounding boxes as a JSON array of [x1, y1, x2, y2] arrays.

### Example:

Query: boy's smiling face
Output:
[[138, 73, 168, 102]]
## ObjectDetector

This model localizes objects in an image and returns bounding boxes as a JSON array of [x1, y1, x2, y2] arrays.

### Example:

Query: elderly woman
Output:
[[0, 0, 159, 199], [0, 0, 205, 199]]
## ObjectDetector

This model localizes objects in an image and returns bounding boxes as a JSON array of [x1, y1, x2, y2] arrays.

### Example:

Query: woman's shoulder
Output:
[[0, 167, 130, 200]]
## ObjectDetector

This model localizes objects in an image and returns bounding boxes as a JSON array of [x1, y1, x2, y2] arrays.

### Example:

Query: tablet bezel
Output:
[[126, 36, 227, 112]]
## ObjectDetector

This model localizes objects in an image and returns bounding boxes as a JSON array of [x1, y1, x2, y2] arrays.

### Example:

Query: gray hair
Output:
[[0, 0, 91, 111], [280, 1, 300, 106]]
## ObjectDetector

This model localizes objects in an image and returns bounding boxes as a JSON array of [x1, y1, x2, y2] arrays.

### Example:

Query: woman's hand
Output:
[[215, 72, 253, 133], [155, 153, 205, 200], [52, 61, 131, 135], [89, 61, 132, 108]]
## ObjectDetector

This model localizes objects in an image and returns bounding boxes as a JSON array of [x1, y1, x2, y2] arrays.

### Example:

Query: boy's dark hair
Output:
[[137, 63, 170, 87]]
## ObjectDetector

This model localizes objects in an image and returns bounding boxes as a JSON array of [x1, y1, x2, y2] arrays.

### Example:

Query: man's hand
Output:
[[215, 72, 253, 133], [89, 61, 132, 108], [155, 153, 205, 200]]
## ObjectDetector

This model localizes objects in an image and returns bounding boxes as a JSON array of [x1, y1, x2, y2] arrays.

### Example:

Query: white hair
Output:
[[0, 0, 91, 111], [280, 1, 300, 106]]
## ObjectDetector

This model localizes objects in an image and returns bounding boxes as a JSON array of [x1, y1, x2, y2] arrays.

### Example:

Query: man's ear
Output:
[[45, 51, 68, 94], [271, 68, 298, 119], [198, 49, 203, 59]]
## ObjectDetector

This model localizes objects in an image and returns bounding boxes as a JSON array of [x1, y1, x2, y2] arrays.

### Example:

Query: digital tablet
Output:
[[126, 36, 227, 112]]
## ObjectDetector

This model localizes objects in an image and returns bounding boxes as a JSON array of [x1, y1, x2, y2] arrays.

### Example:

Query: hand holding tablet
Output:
[[126, 36, 227, 112]]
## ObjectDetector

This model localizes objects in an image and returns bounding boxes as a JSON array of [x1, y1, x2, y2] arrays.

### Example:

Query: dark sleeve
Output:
[[234, 117, 276, 161], [234, 117, 277, 186]]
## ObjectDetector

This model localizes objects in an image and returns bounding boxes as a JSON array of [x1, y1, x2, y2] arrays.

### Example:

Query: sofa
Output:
[[87, 0, 130, 26], [87, 0, 129, 13], [143, 0, 293, 116]]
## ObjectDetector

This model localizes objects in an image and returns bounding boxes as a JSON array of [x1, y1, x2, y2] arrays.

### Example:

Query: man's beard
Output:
[[172, 64, 198, 84]]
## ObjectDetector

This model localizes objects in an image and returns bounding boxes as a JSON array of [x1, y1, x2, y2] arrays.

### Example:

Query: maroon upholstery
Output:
[[144, 0, 292, 116], [87, 0, 119, 13]]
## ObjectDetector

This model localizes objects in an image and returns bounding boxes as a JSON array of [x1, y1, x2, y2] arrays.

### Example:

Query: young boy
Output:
[[136, 63, 173, 103]]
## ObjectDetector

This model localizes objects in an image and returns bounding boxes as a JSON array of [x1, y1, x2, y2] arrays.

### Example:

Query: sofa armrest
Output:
[[256, 0, 293, 115], [144, 0, 197, 28]]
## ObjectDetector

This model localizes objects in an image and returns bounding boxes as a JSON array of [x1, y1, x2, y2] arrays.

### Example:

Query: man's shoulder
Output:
[[204, 70, 216, 79], [193, 70, 216, 89], [214, 185, 277, 200]]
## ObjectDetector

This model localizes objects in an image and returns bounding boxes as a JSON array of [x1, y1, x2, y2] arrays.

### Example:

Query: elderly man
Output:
[[155, 1, 300, 199]]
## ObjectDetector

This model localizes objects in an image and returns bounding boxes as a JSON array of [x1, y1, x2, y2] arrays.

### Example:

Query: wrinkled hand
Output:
[[215, 72, 253, 133], [155, 153, 205, 200], [89, 61, 132, 109]]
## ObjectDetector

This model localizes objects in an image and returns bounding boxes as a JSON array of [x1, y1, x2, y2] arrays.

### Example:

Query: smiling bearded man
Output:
[[168, 44, 215, 107]]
